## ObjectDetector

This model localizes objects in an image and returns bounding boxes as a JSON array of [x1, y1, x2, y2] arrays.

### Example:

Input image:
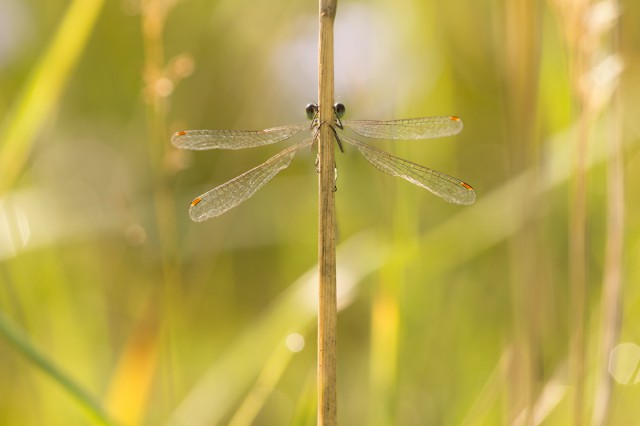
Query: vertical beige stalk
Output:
[[503, 1, 542, 424], [559, 2, 591, 424], [592, 55, 623, 426], [317, 0, 338, 425], [592, 2, 624, 424]]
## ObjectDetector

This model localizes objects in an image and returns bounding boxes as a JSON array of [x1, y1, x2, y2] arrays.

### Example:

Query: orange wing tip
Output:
[[460, 182, 473, 190], [175, 131, 187, 136], [190, 197, 202, 207], [449, 116, 462, 122]]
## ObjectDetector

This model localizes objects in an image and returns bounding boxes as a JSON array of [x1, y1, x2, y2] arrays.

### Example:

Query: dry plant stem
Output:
[[592, 16, 624, 425], [569, 29, 589, 426], [140, 0, 183, 408], [554, 1, 591, 423], [503, 1, 542, 424], [317, 0, 338, 425], [570, 105, 588, 426], [592, 82, 623, 426]]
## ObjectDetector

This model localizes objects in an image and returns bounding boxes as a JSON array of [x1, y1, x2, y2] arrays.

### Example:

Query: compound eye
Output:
[[305, 103, 318, 120], [334, 102, 345, 118]]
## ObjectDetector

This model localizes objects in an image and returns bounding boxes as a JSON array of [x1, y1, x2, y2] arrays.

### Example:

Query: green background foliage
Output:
[[0, 0, 638, 424]]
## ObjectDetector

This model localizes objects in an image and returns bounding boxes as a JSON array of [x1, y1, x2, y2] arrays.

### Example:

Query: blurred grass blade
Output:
[[0, 0, 106, 192], [289, 368, 317, 426], [461, 346, 513, 426], [513, 362, 568, 426], [227, 327, 307, 426], [105, 317, 160, 426], [0, 309, 115, 425]]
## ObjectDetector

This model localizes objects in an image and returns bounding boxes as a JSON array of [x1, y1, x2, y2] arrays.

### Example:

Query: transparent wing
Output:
[[342, 136, 476, 205], [342, 116, 463, 140], [172, 124, 307, 150], [188, 139, 313, 221]]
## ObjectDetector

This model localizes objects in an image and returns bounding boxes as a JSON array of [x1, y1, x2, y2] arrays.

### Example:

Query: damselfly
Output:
[[172, 103, 476, 222]]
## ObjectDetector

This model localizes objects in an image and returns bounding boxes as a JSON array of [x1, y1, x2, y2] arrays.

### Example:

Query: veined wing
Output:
[[342, 136, 475, 205], [343, 116, 463, 140], [172, 124, 307, 150], [188, 139, 313, 221]]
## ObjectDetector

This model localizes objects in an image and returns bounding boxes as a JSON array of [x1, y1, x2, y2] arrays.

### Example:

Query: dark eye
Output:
[[305, 103, 318, 120], [334, 102, 345, 118]]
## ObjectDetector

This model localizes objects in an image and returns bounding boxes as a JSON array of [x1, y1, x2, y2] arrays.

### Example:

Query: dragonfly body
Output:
[[172, 103, 475, 222]]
